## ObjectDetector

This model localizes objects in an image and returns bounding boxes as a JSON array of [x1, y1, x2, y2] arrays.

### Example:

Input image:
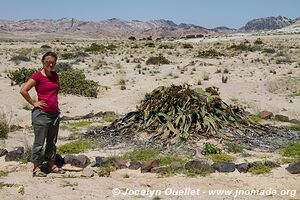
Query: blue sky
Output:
[[0, 0, 299, 28]]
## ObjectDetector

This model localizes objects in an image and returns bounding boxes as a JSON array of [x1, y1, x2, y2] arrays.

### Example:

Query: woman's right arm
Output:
[[20, 78, 44, 108]]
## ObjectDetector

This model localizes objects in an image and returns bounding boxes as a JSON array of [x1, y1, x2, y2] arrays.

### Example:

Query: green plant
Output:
[[209, 154, 236, 163], [7, 67, 39, 86], [103, 115, 118, 123], [0, 170, 9, 177], [197, 49, 224, 58], [248, 164, 272, 175], [85, 43, 106, 52], [280, 141, 300, 158], [225, 142, 244, 153], [202, 143, 221, 155], [287, 124, 300, 131], [247, 115, 262, 123], [57, 139, 97, 155], [123, 147, 160, 161], [59, 69, 99, 97], [146, 54, 170, 65]]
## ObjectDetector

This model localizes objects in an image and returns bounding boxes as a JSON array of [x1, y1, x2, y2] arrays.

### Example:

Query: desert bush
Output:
[[145, 42, 155, 48], [40, 44, 52, 49], [197, 49, 224, 58], [85, 43, 106, 53], [182, 43, 193, 48], [9, 55, 30, 62], [262, 48, 276, 54], [60, 52, 76, 60], [128, 36, 136, 41], [59, 69, 99, 97], [7, 67, 38, 86], [229, 43, 255, 52], [146, 54, 170, 65], [158, 44, 174, 49], [254, 38, 263, 45]]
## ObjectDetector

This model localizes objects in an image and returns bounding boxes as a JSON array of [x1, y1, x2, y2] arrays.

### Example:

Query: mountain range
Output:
[[0, 16, 298, 39]]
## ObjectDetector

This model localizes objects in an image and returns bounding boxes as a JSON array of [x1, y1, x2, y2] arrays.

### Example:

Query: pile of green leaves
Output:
[[116, 84, 247, 145]]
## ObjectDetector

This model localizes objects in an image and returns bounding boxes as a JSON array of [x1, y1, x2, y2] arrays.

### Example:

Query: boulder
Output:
[[141, 160, 159, 173], [64, 154, 90, 168], [286, 161, 300, 174], [275, 114, 289, 122], [128, 160, 142, 170], [235, 163, 249, 173], [111, 157, 127, 169], [5, 147, 24, 161], [258, 110, 273, 119], [213, 162, 236, 173], [82, 167, 94, 177], [184, 159, 215, 173]]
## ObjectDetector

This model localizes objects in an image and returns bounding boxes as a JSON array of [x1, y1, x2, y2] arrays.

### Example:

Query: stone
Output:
[[5, 147, 24, 162], [170, 161, 184, 170], [82, 167, 94, 177], [258, 110, 273, 119], [275, 114, 289, 122], [264, 160, 280, 168], [184, 159, 215, 173], [213, 162, 236, 173], [286, 161, 300, 174], [55, 154, 64, 168], [90, 156, 105, 167], [141, 160, 159, 173], [235, 163, 249, 173], [0, 148, 8, 157], [63, 154, 90, 168], [112, 157, 127, 169], [128, 160, 142, 170]]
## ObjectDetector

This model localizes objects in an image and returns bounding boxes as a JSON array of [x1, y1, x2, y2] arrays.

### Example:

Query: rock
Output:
[[249, 161, 264, 168], [63, 154, 90, 168], [64, 155, 78, 164], [150, 166, 168, 173], [170, 161, 184, 170], [112, 157, 127, 169], [258, 110, 273, 119], [82, 167, 94, 177], [275, 114, 289, 122], [62, 164, 83, 172], [74, 155, 90, 168], [184, 159, 215, 173], [5, 147, 24, 161], [128, 160, 142, 170], [90, 156, 105, 167], [264, 160, 280, 168], [213, 162, 236, 173], [286, 161, 300, 174], [289, 119, 300, 124], [235, 163, 249, 173], [0, 148, 8, 157], [141, 160, 159, 173]]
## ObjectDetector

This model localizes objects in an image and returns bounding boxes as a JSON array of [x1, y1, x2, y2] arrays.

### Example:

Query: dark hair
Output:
[[42, 51, 57, 62]]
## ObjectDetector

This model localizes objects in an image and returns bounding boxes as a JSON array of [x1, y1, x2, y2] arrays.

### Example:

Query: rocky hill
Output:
[[0, 17, 213, 39], [243, 16, 295, 31]]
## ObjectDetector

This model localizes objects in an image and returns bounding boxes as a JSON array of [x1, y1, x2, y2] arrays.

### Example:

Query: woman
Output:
[[20, 51, 65, 177]]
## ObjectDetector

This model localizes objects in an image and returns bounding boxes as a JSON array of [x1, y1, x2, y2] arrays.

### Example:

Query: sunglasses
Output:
[[44, 61, 56, 65]]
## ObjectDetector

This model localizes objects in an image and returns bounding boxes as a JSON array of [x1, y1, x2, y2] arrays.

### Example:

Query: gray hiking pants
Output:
[[31, 108, 60, 163]]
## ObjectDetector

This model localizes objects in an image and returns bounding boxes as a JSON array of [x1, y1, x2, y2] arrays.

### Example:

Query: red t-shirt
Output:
[[31, 71, 59, 113]]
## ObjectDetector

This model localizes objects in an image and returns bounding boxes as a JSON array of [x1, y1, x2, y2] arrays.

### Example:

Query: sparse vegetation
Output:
[[146, 54, 170, 65], [248, 163, 272, 175], [209, 154, 236, 163], [57, 139, 97, 155], [202, 143, 221, 155]]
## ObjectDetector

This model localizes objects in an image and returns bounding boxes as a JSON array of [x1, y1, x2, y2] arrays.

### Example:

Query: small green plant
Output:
[[197, 49, 224, 58], [202, 143, 221, 155], [146, 54, 170, 65], [209, 154, 236, 163], [85, 43, 106, 53], [61, 181, 78, 187], [289, 92, 300, 97], [247, 115, 262, 123], [69, 121, 92, 127], [287, 124, 300, 131], [225, 142, 244, 153], [0, 182, 14, 189], [248, 163, 272, 175], [57, 139, 97, 155], [103, 115, 117, 123], [280, 141, 300, 158], [0, 170, 9, 177], [123, 147, 160, 161]]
